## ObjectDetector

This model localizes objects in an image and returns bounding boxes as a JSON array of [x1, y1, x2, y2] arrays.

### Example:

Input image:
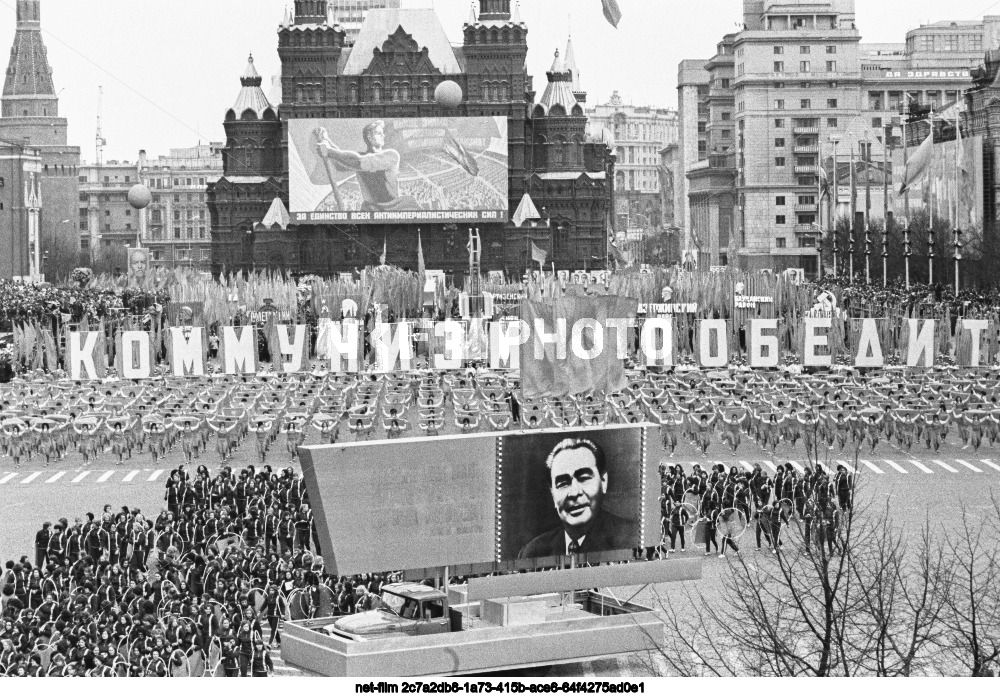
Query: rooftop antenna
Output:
[[96, 86, 106, 166]]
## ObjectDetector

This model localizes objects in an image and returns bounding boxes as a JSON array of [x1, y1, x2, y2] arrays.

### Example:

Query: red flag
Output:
[[602, 0, 622, 28], [520, 296, 635, 398]]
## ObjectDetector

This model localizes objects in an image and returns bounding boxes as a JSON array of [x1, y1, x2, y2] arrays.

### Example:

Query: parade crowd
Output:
[[0, 461, 397, 677]]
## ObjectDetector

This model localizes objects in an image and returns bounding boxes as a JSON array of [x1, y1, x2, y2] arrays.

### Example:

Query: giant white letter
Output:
[[118, 331, 152, 380], [961, 319, 989, 367], [327, 322, 360, 373], [570, 318, 604, 361], [803, 317, 832, 367], [434, 320, 466, 370], [68, 332, 99, 381], [697, 319, 728, 368], [853, 318, 884, 368], [372, 322, 413, 373], [640, 318, 674, 367], [749, 319, 779, 368], [277, 324, 308, 373], [222, 326, 257, 375], [905, 319, 936, 368], [489, 320, 527, 370], [169, 327, 205, 377], [532, 317, 567, 361]]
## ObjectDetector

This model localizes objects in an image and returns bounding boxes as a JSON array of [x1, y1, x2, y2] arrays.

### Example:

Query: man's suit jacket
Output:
[[517, 510, 639, 559]]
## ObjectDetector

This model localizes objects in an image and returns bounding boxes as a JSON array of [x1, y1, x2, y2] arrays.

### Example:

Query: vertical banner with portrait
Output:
[[127, 248, 150, 275], [498, 425, 648, 563]]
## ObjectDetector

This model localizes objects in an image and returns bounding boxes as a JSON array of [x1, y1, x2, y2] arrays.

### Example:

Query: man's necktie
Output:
[[568, 540, 580, 555]]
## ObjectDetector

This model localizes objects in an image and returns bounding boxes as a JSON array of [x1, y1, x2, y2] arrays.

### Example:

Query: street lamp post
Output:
[[864, 227, 872, 284], [830, 134, 841, 278], [954, 228, 962, 293], [928, 228, 934, 285], [903, 222, 911, 289]]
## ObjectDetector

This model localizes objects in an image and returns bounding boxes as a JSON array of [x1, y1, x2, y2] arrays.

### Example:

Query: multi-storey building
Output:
[[209, 0, 614, 277], [732, 0, 862, 276], [687, 34, 738, 269], [586, 91, 677, 234], [324, 0, 401, 45], [0, 0, 81, 281], [674, 60, 710, 259], [80, 144, 223, 272], [861, 20, 987, 134]]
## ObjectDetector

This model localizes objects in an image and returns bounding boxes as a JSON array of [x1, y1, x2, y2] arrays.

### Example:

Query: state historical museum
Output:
[[208, 0, 615, 277]]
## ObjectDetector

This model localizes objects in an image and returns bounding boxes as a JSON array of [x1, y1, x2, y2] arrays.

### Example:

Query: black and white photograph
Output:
[[4, 0, 1000, 687], [499, 427, 643, 561]]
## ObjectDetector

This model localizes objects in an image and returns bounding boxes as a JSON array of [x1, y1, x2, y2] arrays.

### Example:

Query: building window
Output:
[[774, 46, 784, 54], [776, 196, 786, 205], [827, 117, 838, 128], [797, 175, 815, 186], [800, 46, 811, 54], [774, 61, 784, 73], [868, 91, 884, 110], [827, 99, 838, 108], [943, 35, 959, 52], [776, 215, 786, 224], [721, 111, 731, 121], [774, 81, 785, 89], [775, 99, 785, 109], [826, 61, 837, 72], [775, 138, 785, 147], [872, 117, 883, 128], [775, 157, 786, 167], [774, 119, 784, 128], [826, 45, 837, 54], [800, 99, 811, 109], [799, 61, 810, 72], [798, 195, 816, 205], [173, 228, 181, 239], [202, 250, 211, 261], [199, 227, 206, 239], [776, 238, 787, 248], [797, 213, 817, 225]]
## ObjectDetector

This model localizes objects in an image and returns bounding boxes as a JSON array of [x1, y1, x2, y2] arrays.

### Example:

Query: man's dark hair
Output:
[[545, 438, 606, 476]]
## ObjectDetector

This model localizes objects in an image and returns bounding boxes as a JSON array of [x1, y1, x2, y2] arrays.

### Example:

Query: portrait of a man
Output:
[[128, 248, 150, 275], [513, 435, 641, 559], [313, 120, 422, 213]]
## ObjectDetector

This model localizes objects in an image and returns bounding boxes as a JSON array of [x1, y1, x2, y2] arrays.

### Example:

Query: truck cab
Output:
[[323, 582, 451, 640]]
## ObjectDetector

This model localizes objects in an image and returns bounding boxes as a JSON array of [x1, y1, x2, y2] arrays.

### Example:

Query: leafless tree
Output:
[[646, 465, 956, 676], [940, 496, 1000, 677]]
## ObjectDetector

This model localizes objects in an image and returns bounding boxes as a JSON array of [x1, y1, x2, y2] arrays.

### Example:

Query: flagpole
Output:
[[955, 109, 962, 293], [850, 143, 856, 281], [883, 126, 889, 288]]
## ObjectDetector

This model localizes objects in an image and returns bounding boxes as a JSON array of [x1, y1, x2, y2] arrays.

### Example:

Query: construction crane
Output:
[[95, 86, 106, 166]]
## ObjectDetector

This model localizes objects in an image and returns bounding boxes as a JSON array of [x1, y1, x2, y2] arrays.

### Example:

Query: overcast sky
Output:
[[2, 0, 999, 163]]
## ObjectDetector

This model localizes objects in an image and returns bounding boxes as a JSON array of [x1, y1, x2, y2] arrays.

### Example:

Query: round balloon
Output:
[[127, 184, 152, 210], [434, 80, 463, 108]]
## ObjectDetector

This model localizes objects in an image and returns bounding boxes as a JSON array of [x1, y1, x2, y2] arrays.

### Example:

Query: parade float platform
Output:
[[280, 558, 700, 677]]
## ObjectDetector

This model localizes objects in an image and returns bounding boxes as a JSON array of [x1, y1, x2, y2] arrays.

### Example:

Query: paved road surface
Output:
[[1, 428, 998, 677]]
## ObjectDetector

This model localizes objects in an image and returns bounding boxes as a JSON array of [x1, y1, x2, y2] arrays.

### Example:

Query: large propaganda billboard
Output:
[[299, 425, 658, 576], [289, 116, 509, 225]]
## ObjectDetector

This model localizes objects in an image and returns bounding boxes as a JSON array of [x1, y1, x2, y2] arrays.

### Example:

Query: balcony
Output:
[[793, 144, 819, 154], [794, 203, 818, 212], [794, 223, 820, 235], [792, 126, 820, 135], [793, 165, 819, 174]]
